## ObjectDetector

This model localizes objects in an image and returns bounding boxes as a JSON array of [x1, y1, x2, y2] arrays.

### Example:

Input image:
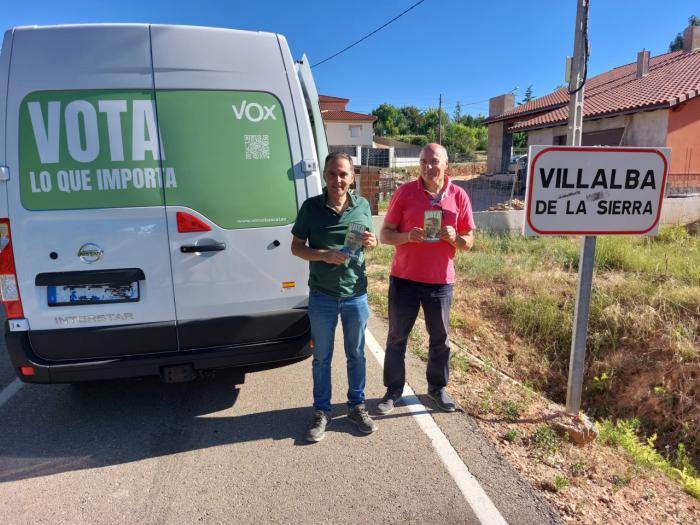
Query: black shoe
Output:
[[428, 388, 456, 412], [376, 390, 402, 415], [305, 410, 331, 442], [347, 404, 378, 434]]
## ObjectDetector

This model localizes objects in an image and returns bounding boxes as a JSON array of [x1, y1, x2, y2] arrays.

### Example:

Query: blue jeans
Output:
[[384, 276, 453, 393], [308, 290, 370, 413]]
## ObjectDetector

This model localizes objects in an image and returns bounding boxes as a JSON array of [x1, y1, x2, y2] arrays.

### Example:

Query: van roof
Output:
[[8, 23, 277, 38]]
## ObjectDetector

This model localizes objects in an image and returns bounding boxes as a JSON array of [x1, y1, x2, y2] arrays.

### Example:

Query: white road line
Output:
[[0, 378, 24, 409], [365, 329, 508, 525]]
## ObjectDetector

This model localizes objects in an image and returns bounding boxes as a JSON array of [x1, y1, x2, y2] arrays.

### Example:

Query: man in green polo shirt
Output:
[[291, 152, 378, 443]]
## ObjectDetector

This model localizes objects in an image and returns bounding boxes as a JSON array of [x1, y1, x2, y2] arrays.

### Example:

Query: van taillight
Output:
[[176, 212, 211, 233], [0, 219, 24, 318]]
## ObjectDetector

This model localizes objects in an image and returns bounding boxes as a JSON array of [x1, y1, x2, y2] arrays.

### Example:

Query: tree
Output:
[[444, 122, 478, 161], [369, 103, 485, 152], [458, 114, 485, 128], [399, 106, 423, 135], [371, 103, 400, 136], [520, 85, 534, 105], [475, 126, 488, 151], [669, 15, 700, 51], [420, 107, 450, 139], [513, 132, 528, 150], [453, 101, 462, 122]]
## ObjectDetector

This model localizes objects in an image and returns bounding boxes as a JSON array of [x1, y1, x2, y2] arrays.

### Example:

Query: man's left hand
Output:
[[362, 231, 378, 249], [439, 225, 457, 244]]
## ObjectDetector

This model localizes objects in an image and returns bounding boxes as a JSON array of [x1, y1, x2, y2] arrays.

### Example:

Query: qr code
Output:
[[244, 134, 270, 160]]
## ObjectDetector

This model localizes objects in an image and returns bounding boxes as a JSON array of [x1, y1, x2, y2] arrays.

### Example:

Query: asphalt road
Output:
[[0, 313, 560, 525]]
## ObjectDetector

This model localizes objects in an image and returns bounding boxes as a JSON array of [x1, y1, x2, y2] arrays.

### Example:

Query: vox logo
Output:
[[231, 101, 277, 122]]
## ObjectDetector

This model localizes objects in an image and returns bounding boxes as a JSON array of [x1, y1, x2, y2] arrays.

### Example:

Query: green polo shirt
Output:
[[292, 190, 375, 298]]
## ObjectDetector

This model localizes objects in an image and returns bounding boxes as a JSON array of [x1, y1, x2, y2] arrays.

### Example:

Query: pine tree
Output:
[[520, 85, 534, 105]]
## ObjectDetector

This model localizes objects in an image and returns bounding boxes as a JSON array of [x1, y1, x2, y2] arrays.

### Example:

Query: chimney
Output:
[[488, 93, 515, 118], [683, 24, 700, 52], [636, 50, 650, 79]]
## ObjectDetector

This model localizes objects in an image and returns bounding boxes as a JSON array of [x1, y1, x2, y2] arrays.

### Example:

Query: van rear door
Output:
[[5, 25, 177, 360], [150, 26, 315, 350]]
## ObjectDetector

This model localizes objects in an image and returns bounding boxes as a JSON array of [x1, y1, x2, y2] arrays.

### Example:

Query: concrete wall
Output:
[[486, 94, 515, 174], [528, 128, 555, 146], [392, 155, 421, 168], [487, 121, 510, 173], [623, 110, 668, 146], [325, 122, 374, 146], [320, 102, 347, 111], [527, 109, 668, 147]]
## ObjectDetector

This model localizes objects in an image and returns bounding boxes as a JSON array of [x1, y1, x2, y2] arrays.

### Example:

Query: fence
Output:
[[378, 168, 521, 213]]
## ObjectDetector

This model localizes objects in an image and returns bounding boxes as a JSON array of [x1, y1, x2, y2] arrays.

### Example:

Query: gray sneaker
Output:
[[376, 390, 402, 415], [428, 388, 456, 412], [347, 404, 378, 434], [305, 410, 331, 443]]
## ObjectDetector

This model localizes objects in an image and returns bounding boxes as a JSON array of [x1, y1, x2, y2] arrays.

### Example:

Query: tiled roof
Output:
[[321, 110, 376, 122], [507, 49, 700, 131], [483, 89, 569, 124], [319, 95, 350, 103]]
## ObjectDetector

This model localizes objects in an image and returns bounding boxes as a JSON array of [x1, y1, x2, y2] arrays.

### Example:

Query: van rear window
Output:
[[19, 89, 297, 229]]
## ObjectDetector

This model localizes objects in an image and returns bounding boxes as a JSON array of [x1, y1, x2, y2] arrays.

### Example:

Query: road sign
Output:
[[523, 146, 670, 236]]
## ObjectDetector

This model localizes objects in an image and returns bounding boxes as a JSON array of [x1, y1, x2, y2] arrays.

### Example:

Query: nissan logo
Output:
[[78, 243, 103, 263]]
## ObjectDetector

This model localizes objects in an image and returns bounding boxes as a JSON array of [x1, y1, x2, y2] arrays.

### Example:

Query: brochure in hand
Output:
[[341, 222, 366, 259], [423, 210, 442, 243]]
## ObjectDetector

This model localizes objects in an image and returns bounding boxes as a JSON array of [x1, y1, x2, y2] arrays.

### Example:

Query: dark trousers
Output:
[[384, 276, 453, 393]]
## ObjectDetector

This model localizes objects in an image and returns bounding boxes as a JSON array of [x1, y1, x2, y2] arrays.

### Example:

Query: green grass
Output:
[[504, 429, 520, 442], [367, 289, 388, 317], [598, 419, 700, 500], [366, 245, 394, 266], [454, 251, 508, 283], [532, 425, 561, 455], [499, 400, 522, 422], [471, 226, 700, 284], [553, 475, 570, 492], [502, 291, 573, 357]]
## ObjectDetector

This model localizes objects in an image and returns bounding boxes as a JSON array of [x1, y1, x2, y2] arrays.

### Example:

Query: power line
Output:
[[311, 0, 426, 68]]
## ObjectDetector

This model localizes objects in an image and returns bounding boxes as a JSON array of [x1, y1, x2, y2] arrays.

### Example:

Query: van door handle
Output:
[[180, 243, 226, 253]]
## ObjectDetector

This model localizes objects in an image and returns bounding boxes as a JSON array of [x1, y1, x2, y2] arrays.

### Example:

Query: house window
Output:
[[349, 125, 362, 138]]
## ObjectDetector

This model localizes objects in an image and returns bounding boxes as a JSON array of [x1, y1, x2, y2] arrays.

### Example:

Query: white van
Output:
[[0, 24, 328, 383]]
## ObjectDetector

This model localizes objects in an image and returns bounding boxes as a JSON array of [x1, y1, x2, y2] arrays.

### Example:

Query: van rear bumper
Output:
[[5, 320, 311, 384]]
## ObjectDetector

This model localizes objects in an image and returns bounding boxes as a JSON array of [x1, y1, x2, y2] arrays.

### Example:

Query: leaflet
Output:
[[342, 222, 365, 259], [423, 210, 442, 243]]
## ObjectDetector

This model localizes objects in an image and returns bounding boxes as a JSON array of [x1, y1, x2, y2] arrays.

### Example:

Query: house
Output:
[[319, 95, 376, 147], [319, 95, 381, 212], [484, 23, 700, 192]]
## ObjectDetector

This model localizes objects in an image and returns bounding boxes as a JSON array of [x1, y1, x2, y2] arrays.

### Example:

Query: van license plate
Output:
[[47, 282, 140, 307]]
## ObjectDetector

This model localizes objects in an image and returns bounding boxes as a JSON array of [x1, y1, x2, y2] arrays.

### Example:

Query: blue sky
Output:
[[1, 1, 697, 117]]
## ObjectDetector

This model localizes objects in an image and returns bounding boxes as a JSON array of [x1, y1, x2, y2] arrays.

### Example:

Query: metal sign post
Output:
[[565, 0, 591, 415]]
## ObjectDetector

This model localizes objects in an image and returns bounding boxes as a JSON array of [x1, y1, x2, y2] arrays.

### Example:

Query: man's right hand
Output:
[[322, 249, 349, 265], [407, 227, 426, 243]]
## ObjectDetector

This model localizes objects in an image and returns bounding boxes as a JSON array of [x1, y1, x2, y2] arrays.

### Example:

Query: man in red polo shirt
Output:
[[377, 143, 475, 414]]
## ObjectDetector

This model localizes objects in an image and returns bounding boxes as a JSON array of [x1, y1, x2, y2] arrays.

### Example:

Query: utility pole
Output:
[[438, 94, 442, 144], [565, 0, 592, 416]]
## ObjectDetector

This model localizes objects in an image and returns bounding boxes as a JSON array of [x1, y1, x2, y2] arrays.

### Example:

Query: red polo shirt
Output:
[[384, 176, 475, 284]]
